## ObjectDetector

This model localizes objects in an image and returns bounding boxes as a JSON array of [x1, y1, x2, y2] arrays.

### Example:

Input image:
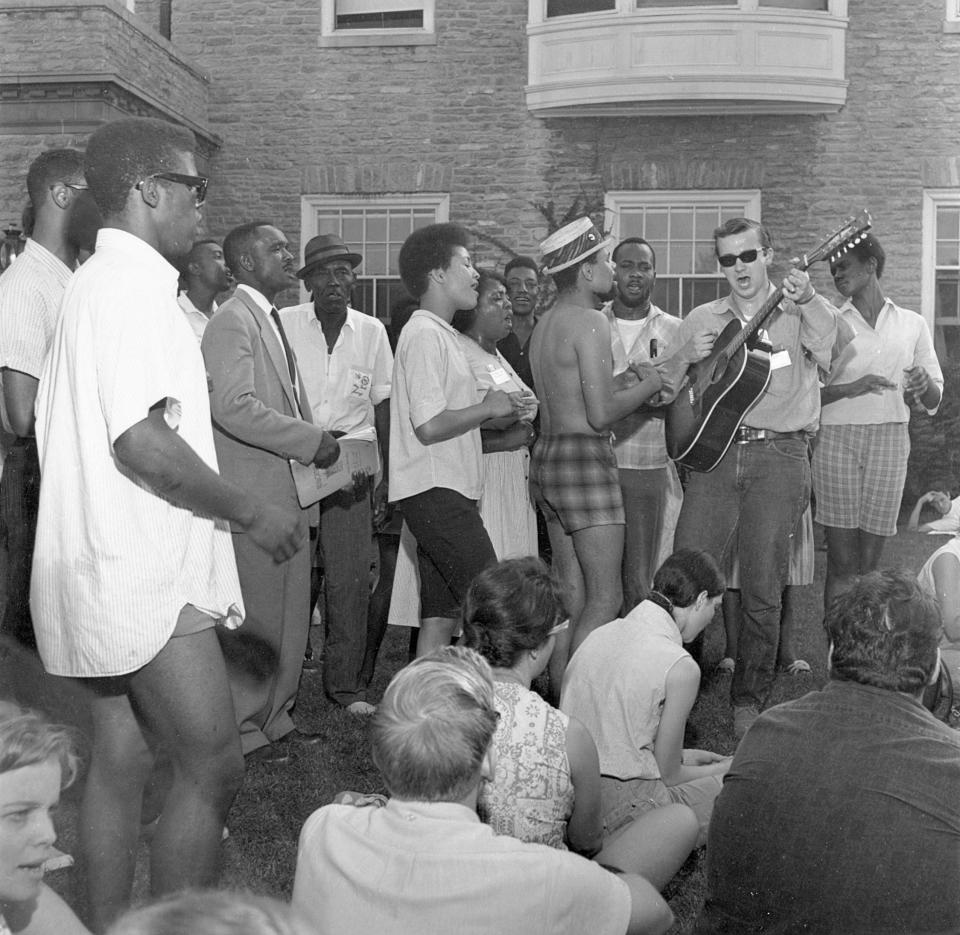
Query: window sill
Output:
[[319, 31, 436, 47]]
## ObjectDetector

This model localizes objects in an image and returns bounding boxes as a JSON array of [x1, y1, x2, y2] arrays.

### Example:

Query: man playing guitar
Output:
[[673, 218, 838, 740]]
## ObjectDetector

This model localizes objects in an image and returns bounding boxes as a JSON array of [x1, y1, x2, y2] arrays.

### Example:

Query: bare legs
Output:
[[81, 628, 243, 932], [546, 519, 624, 701], [823, 526, 887, 610]]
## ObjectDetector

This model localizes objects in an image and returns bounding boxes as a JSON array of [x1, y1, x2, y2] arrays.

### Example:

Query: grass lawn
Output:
[[27, 525, 957, 933]]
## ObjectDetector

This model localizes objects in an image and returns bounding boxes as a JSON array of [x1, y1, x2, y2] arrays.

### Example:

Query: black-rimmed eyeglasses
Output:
[[137, 173, 208, 208]]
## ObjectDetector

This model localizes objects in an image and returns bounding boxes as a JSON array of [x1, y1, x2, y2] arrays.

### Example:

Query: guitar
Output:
[[665, 210, 872, 473]]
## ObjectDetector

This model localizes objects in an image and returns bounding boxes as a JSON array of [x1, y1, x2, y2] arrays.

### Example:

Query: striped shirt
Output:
[[0, 238, 73, 434], [602, 302, 681, 470], [31, 228, 243, 677]]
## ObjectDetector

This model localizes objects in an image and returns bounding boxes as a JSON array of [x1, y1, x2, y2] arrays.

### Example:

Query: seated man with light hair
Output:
[[293, 645, 674, 935]]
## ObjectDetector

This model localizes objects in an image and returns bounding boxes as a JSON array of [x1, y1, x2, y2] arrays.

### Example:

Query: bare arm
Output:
[[480, 420, 534, 454], [621, 874, 674, 935], [414, 388, 518, 445], [654, 657, 731, 786], [2, 368, 39, 437], [908, 492, 938, 532], [932, 553, 960, 645], [113, 406, 303, 562], [579, 317, 662, 431], [564, 715, 604, 857], [821, 374, 897, 406]]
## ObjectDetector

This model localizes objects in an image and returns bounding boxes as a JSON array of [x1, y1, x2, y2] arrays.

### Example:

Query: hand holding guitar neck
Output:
[[781, 267, 816, 306]]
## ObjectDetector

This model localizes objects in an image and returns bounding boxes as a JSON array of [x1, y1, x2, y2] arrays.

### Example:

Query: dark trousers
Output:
[[0, 438, 40, 650]]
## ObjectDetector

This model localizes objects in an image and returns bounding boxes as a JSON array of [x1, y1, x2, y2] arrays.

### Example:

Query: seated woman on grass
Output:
[[463, 558, 698, 889], [561, 550, 732, 847], [0, 703, 89, 935], [917, 539, 960, 693]]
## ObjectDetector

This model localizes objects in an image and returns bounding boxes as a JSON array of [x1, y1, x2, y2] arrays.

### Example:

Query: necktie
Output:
[[270, 307, 297, 385]]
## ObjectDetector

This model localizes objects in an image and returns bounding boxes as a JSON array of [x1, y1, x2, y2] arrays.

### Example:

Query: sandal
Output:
[[715, 657, 735, 674], [783, 659, 811, 675]]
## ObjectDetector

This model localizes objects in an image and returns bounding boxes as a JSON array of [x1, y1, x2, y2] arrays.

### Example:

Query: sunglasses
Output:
[[717, 248, 765, 268], [137, 172, 208, 207]]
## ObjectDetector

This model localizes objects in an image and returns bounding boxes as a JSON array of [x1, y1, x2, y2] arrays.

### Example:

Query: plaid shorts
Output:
[[812, 422, 909, 536], [530, 433, 625, 534]]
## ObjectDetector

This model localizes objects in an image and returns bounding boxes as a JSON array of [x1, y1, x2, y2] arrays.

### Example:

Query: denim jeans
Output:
[[0, 438, 40, 650], [675, 436, 810, 710]]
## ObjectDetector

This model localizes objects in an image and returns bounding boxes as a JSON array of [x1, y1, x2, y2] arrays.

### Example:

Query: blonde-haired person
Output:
[[0, 705, 88, 935], [294, 646, 675, 935], [106, 891, 311, 935], [462, 557, 697, 888]]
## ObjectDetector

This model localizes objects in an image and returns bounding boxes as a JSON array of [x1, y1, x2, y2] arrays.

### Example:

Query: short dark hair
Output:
[[461, 557, 567, 669], [25, 149, 85, 208], [177, 237, 221, 276], [504, 255, 539, 279], [845, 232, 886, 279], [652, 549, 725, 609], [398, 223, 470, 300], [550, 252, 600, 293], [372, 646, 498, 802], [452, 269, 506, 334], [825, 570, 941, 694], [713, 217, 772, 252], [612, 236, 657, 267], [84, 117, 196, 218], [222, 221, 272, 277]]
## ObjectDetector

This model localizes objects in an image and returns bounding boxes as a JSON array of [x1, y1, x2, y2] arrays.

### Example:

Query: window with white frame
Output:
[[605, 190, 762, 318], [320, 0, 435, 45], [946, 0, 960, 29], [300, 195, 449, 322], [922, 190, 960, 361]]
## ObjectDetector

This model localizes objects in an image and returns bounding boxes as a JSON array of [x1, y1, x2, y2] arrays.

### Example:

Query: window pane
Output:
[[389, 214, 413, 242], [689, 278, 725, 310], [341, 214, 364, 244], [365, 243, 388, 276], [938, 207, 960, 241], [937, 241, 960, 267], [547, 0, 615, 16], [669, 243, 692, 275], [645, 210, 669, 241], [670, 209, 694, 241], [652, 278, 679, 318], [353, 280, 375, 317], [365, 214, 388, 243], [936, 274, 960, 320], [695, 243, 718, 275], [636, 0, 733, 6], [760, 0, 827, 8]]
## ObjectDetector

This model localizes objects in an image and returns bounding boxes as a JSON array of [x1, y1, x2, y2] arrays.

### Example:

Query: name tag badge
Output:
[[770, 349, 792, 371], [489, 366, 511, 386], [348, 366, 373, 399]]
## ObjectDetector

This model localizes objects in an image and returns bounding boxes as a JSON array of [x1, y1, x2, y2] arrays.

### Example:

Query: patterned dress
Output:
[[478, 680, 575, 850]]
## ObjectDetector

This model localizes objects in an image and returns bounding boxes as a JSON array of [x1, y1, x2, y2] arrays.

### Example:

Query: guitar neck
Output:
[[726, 252, 813, 356]]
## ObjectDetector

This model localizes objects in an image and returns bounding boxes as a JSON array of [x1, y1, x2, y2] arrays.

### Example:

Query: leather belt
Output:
[[734, 427, 806, 444]]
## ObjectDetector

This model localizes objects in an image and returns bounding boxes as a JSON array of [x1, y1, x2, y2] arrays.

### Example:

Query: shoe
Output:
[[733, 705, 760, 741], [716, 657, 735, 675], [347, 700, 376, 716], [282, 728, 323, 747], [246, 744, 292, 766], [781, 659, 811, 675]]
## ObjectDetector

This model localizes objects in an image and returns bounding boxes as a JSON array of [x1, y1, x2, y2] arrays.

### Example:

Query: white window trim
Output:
[[299, 193, 450, 305], [319, 0, 436, 47], [922, 189, 960, 334], [530, 0, 845, 25], [945, 0, 960, 31], [605, 189, 762, 243]]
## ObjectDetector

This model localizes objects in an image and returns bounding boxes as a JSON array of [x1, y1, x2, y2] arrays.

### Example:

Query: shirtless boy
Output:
[[530, 217, 667, 693]]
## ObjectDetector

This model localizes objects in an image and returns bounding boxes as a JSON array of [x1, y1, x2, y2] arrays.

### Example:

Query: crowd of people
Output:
[[0, 113, 958, 934]]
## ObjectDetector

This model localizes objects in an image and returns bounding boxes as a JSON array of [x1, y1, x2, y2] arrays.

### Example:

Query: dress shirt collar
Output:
[[411, 307, 458, 335], [308, 304, 358, 333], [384, 798, 480, 824], [94, 228, 179, 287], [21, 237, 73, 282], [235, 282, 273, 314]]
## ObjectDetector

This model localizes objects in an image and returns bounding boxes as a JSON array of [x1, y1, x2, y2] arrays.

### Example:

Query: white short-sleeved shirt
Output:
[[389, 309, 482, 501], [821, 298, 943, 424], [32, 228, 243, 677], [0, 239, 73, 433], [177, 291, 216, 342], [281, 303, 392, 441], [292, 799, 631, 935]]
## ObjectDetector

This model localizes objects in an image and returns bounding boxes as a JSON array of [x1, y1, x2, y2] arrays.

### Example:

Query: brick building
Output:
[[2, 0, 960, 359]]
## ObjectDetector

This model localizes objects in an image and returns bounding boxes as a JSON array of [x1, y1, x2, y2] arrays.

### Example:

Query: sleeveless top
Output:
[[478, 680, 575, 850], [561, 600, 688, 780]]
